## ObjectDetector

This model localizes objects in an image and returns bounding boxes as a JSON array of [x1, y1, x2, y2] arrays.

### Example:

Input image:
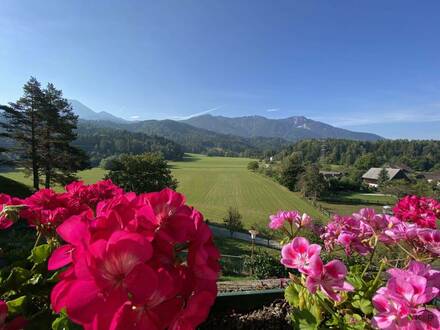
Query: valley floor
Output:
[[1, 153, 324, 227]]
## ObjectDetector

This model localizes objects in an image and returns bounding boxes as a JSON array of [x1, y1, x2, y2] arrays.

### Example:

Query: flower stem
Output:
[[366, 260, 386, 295], [396, 242, 419, 261], [361, 236, 378, 279], [33, 231, 42, 249]]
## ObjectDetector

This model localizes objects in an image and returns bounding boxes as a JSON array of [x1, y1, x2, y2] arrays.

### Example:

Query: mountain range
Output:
[[69, 100, 382, 142], [183, 114, 381, 141], [69, 100, 128, 123]]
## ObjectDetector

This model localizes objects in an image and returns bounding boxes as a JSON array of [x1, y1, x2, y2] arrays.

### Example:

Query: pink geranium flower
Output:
[[0, 300, 27, 330], [48, 187, 220, 330], [269, 210, 312, 230], [321, 210, 378, 255], [281, 237, 321, 274], [393, 195, 440, 229], [0, 195, 14, 230], [416, 228, 440, 257], [372, 262, 440, 330], [305, 256, 354, 302]]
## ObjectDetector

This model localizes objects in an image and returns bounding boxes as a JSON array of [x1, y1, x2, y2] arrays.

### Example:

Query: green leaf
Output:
[[4, 267, 31, 290], [295, 309, 319, 330], [347, 273, 365, 290], [6, 296, 26, 316], [28, 244, 52, 265], [26, 273, 43, 285], [343, 313, 367, 330], [52, 313, 82, 330], [285, 283, 300, 307], [352, 298, 373, 315]]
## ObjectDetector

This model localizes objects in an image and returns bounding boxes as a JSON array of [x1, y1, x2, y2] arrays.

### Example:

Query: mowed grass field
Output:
[[318, 192, 397, 215], [169, 154, 324, 226], [1, 153, 324, 227]]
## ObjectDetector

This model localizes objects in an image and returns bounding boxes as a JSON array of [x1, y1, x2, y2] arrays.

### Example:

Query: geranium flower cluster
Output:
[[393, 195, 440, 229], [322, 203, 440, 258], [0, 181, 220, 330], [0, 300, 27, 330], [281, 237, 354, 301], [372, 261, 440, 329], [273, 200, 440, 330], [321, 208, 399, 255], [269, 210, 312, 230], [0, 194, 22, 230]]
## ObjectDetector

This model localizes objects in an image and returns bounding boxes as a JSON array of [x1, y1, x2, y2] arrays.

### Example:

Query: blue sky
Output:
[[1, 0, 440, 139]]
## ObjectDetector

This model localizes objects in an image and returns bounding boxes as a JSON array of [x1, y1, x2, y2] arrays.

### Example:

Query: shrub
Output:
[[105, 152, 178, 193], [223, 206, 243, 237], [247, 161, 259, 171], [243, 250, 287, 279]]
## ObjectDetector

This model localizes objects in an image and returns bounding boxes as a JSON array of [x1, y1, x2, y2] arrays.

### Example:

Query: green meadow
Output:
[[1, 153, 324, 227]]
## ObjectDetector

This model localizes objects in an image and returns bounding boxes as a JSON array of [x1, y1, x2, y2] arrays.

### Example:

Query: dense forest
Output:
[[74, 123, 184, 166], [277, 139, 440, 171], [77, 119, 290, 158]]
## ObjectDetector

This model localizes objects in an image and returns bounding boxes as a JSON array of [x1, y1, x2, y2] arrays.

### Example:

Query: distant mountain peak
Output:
[[182, 114, 382, 141], [69, 99, 127, 123]]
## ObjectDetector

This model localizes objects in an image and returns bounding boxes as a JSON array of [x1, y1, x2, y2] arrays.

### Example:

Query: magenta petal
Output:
[[291, 237, 309, 254], [324, 260, 347, 279], [65, 280, 101, 324], [48, 245, 73, 270], [124, 264, 158, 304], [57, 215, 90, 245]]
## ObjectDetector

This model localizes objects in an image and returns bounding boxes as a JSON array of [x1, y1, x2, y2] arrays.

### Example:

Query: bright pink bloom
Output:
[[20, 189, 72, 227], [65, 180, 123, 209], [388, 261, 440, 295], [416, 228, 440, 257], [372, 262, 440, 330], [393, 195, 440, 229], [305, 256, 354, 302], [0, 194, 21, 230], [49, 186, 220, 330], [321, 210, 378, 255], [0, 300, 27, 330], [281, 237, 321, 274], [269, 210, 312, 230]]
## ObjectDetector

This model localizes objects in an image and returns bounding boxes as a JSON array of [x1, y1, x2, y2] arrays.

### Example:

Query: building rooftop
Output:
[[362, 167, 404, 180]]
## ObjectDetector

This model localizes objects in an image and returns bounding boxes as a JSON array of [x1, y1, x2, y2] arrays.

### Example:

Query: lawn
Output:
[[169, 154, 324, 226], [1, 168, 108, 193], [213, 236, 278, 257], [1, 154, 325, 227], [318, 192, 398, 216]]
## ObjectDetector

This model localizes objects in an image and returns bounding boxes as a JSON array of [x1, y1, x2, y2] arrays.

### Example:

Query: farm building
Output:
[[362, 167, 409, 188], [422, 172, 440, 186], [319, 171, 344, 179]]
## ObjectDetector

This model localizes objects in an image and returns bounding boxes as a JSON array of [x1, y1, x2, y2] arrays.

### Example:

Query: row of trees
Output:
[[278, 139, 440, 172], [75, 124, 184, 166], [0, 77, 89, 189]]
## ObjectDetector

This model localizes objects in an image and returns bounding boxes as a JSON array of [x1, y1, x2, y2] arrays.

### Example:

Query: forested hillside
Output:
[[74, 123, 184, 165], [183, 114, 382, 141], [277, 139, 440, 171], [77, 119, 290, 157]]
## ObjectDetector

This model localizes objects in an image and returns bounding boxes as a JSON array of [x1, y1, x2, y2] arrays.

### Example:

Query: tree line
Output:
[[0, 77, 89, 190], [74, 123, 184, 166], [277, 139, 440, 172]]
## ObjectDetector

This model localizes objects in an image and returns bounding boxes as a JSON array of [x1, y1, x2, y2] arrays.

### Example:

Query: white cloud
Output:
[[129, 115, 141, 120], [266, 108, 279, 112]]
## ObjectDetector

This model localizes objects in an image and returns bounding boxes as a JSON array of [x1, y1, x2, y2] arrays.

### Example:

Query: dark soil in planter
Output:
[[199, 299, 292, 330]]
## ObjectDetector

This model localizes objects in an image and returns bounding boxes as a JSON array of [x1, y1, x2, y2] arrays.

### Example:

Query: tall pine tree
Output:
[[1, 78, 89, 189], [0, 77, 45, 189], [39, 83, 89, 187]]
